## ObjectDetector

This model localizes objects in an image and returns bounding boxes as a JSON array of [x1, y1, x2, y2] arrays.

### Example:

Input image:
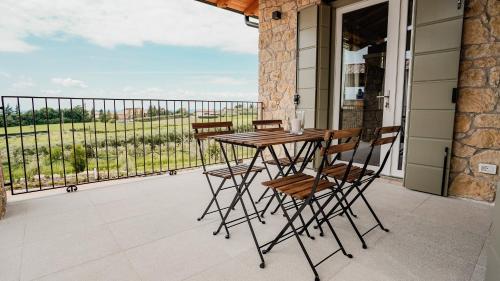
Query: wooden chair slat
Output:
[[255, 127, 284, 132], [192, 121, 232, 129], [262, 173, 312, 188], [252, 120, 282, 126], [292, 181, 335, 200], [194, 130, 234, 140], [323, 141, 357, 155], [323, 128, 362, 141], [376, 126, 401, 135], [372, 136, 397, 146]]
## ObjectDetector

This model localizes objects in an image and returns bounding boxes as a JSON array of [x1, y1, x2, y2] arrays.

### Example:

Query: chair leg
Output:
[[256, 151, 273, 204], [259, 192, 275, 218], [197, 178, 226, 221], [356, 186, 389, 232], [309, 202, 324, 237], [198, 177, 230, 237], [292, 198, 314, 240], [255, 187, 270, 204], [337, 187, 357, 218], [334, 192, 367, 249], [271, 194, 285, 215], [312, 188, 367, 249], [245, 184, 265, 224], [265, 189, 320, 281], [213, 182, 243, 238], [313, 195, 352, 259]]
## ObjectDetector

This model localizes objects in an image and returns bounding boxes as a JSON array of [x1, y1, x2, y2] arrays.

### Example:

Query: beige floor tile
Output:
[[36, 252, 141, 281], [21, 225, 120, 281]]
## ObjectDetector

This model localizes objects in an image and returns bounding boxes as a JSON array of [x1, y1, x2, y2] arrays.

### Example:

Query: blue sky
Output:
[[0, 1, 258, 101]]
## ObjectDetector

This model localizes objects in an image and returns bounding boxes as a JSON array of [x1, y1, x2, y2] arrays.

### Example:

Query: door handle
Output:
[[377, 90, 391, 108]]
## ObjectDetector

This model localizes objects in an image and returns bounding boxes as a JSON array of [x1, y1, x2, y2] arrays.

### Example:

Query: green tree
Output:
[[99, 109, 105, 122]]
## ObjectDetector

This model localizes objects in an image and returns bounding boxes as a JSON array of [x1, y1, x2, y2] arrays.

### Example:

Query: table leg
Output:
[[259, 141, 313, 218]]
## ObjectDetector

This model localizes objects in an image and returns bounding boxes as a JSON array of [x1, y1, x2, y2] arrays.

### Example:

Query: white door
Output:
[[332, 0, 412, 177]]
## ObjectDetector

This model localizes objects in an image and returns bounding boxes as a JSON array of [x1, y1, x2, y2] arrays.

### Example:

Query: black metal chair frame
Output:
[[259, 129, 364, 281], [316, 126, 401, 248], [212, 136, 322, 270], [251, 120, 311, 205], [193, 122, 264, 238]]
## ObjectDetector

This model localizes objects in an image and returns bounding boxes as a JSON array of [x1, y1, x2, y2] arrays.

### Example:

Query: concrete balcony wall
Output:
[[0, 164, 5, 219]]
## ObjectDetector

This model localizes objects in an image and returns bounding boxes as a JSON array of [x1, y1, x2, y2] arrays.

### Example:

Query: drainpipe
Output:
[[245, 16, 259, 28]]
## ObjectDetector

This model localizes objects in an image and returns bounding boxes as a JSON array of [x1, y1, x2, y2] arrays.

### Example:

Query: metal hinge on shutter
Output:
[[452, 88, 458, 103]]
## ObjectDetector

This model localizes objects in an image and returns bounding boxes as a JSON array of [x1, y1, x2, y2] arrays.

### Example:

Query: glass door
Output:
[[332, 0, 407, 177]]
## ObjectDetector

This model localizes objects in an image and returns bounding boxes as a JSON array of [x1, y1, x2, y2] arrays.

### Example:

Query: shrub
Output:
[[51, 146, 63, 161], [206, 143, 220, 160], [70, 145, 87, 173]]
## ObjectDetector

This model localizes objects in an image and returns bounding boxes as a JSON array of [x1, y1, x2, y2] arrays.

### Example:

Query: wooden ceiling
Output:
[[197, 0, 259, 17]]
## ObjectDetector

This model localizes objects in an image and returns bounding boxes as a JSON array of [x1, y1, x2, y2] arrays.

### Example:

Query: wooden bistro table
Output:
[[210, 128, 327, 269]]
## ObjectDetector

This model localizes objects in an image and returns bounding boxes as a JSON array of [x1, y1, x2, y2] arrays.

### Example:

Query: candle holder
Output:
[[289, 110, 305, 135]]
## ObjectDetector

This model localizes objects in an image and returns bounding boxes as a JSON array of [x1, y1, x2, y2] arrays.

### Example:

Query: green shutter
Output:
[[297, 4, 331, 129], [404, 0, 464, 195]]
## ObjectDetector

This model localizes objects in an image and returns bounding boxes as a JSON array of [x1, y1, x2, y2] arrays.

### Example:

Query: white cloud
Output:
[[51, 77, 88, 88], [0, 72, 11, 79], [41, 89, 62, 95], [10, 77, 35, 90], [0, 0, 258, 54], [209, 77, 248, 86]]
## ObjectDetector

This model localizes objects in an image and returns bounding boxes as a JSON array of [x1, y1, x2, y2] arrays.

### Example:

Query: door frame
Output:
[[331, 0, 410, 177], [391, 0, 413, 178]]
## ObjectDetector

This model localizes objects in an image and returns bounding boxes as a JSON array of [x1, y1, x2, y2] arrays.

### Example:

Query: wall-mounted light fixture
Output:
[[272, 11, 282, 20], [294, 94, 300, 105]]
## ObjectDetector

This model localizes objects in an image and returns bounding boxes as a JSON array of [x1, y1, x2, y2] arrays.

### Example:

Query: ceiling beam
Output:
[[216, 0, 229, 8], [244, 0, 259, 16]]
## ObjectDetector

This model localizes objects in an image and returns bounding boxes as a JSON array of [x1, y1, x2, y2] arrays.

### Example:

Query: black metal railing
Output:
[[0, 96, 262, 195]]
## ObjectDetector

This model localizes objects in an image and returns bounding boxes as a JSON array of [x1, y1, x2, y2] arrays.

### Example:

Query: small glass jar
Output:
[[289, 110, 305, 135]]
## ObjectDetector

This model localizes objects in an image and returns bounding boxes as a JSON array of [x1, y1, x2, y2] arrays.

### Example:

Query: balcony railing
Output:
[[0, 96, 262, 195]]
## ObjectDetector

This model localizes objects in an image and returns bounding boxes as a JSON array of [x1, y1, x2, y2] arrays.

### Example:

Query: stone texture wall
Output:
[[259, 0, 321, 122], [449, 0, 500, 202], [258, 0, 499, 202]]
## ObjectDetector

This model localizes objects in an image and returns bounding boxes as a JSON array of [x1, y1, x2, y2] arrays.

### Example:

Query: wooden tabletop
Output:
[[210, 128, 326, 147]]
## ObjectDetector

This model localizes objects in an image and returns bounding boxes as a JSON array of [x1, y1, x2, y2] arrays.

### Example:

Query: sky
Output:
[[0, 0, 259, 103]]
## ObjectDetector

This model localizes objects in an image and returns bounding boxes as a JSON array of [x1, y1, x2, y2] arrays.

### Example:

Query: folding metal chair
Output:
[[318, 125, 401, 248], [192, 122, 265, 237], [252, 120, 310, 204], [259, 129, 362, 281]]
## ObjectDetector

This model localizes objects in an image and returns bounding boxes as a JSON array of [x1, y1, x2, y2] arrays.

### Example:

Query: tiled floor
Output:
[[0, 167, 492, 281]]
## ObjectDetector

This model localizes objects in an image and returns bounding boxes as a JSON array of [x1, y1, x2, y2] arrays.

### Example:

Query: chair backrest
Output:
[[192, 121, 234, 169], [320, 128, 362, 184], [371, 125, 401, 172], [298, 129, 362, 200], [357, 125, 401, 179], [252, 120, 283, 132], [192, 121, 233, 140], [322, 128, 362, 155]]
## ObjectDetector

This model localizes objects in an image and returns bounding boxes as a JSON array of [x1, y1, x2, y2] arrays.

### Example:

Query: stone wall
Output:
[[259, 0, 321, 122], [449, 0, 500, 202], [258, 0, 499, 202]]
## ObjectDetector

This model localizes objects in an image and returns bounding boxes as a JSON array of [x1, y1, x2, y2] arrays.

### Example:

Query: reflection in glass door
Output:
[[338, 1, 389, 167]]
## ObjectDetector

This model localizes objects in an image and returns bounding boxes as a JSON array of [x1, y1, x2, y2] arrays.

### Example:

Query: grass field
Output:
[[1, 112, 258, 192]]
